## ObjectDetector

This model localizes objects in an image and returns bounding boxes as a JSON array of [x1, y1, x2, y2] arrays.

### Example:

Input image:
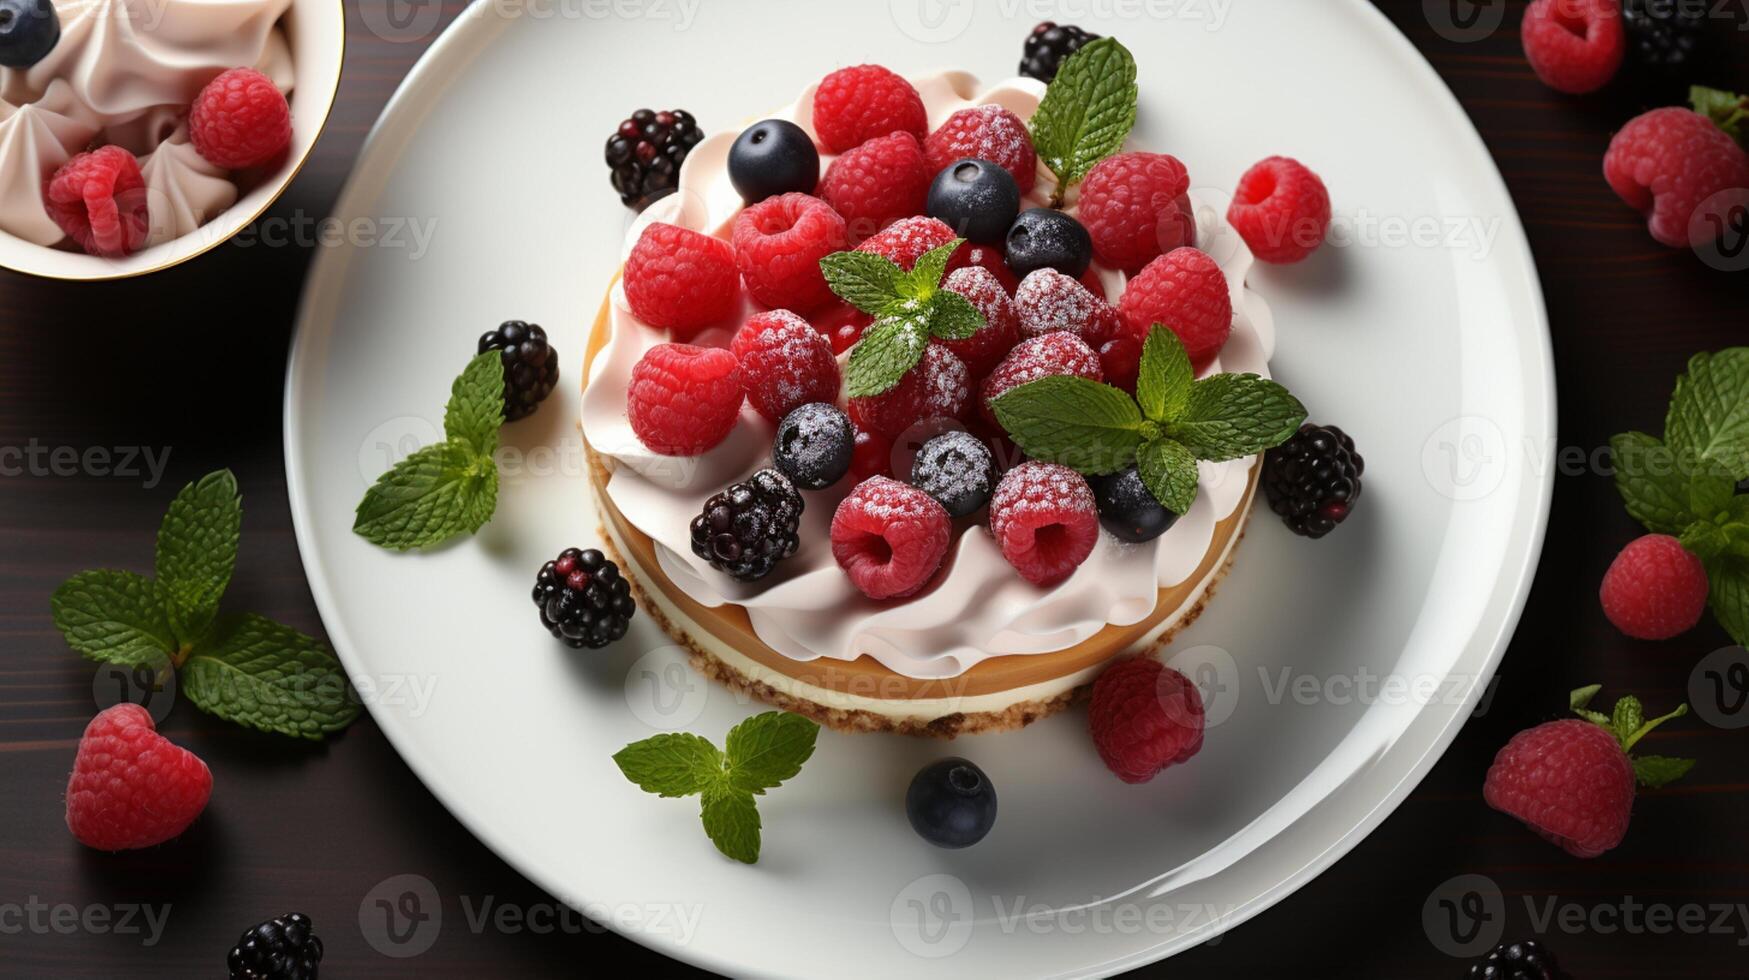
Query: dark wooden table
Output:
[[4, 1, 1747, 976]]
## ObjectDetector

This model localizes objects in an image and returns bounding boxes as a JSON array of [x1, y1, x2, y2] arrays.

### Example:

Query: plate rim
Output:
[[283, 2, 1556, 975]]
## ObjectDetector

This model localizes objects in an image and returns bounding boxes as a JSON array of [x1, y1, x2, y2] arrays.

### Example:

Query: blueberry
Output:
[[1093, 467, 1179, 543], [0, 0, 58, 69], [908, 431, 995, 518], [926, 158, 1020, 244], [728, 119, 820, 204], [905, 757, 997, 848], [772, 402, 853, 491], [1005, 207, 1092, 278]]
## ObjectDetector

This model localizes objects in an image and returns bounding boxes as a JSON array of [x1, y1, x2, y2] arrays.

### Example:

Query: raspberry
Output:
[[1013, 267, 1101, 340], [43, 146, 149, 257], [188, 67, 292, 169], [1483, 719, 1634, 858], [935, 266, 1019, 377], [1088, 658, 1205, 784], [1226, 156, 1331, 265], [848, 344, 970, 439], [1093, 330, 1142, 394], [1604, 107, 1749, 248], [1078, 152, 1195, 271], [732, 192, 847, 314], [988, 460, 1099, 586], [65, 704, 212, 851], [923, 104, 1039, 194], [810, 64, 928, 154], [979, 332, 1103, 426], [960, 242, 1019, 294], [622, 222, 741, 336], [626, 343, 744, 455], [811, 301, 873, 354], [1600, 533, 1709, 639], [852, 216, 963, 272], [819, 132, 932, 243], [851, 426, 894, 481], [730, 310, 842, 423], [1117, 247, 1231, 369], [830, 476, 952, 599], [1521, 0, 1625, 95]]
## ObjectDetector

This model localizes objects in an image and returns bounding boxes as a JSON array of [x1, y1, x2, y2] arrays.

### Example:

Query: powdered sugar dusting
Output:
[[978, 332, 1103, 425], [1013, 268, 1100, 339]]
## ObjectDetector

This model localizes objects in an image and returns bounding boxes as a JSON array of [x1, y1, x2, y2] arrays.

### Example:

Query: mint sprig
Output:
[[1568, 685, 1695, 788], [613, 711, 819, 864], [1029, 36, 1138, 207], [1691, 86, 1748, 149], [354, 352, 506, 550], [1612, 347, 1749, 646], [822, 240, 986, 397], [49, 470, 358, 739], [992, 326, 1305, 515]]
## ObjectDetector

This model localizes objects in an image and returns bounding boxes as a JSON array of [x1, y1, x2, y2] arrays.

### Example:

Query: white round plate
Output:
[[285, 2, 1552, 976]]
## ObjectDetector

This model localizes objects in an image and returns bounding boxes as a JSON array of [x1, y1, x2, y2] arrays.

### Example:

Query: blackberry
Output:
[[690, 468, 804, 582], [1263, 423, 1364, 539], [605, 108, 703, 211], [1622, 0, 1708, 71], [1466, 938, 1562, 980], [1019, 22, 1101, 83], [532, 548, 635, 649], [909, 430, 995, 518], [226, 912, 322, 980], [477, 320, 559, 422], [773, 402, 854, 491]]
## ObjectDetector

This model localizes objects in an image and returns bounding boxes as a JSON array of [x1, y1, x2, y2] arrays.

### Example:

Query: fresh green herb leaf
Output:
[[724, 710, 819, 795], [1168, 374, 1307, 462], [700, 785, 762, 864], [1691, 86, 1748, 147], [992, 375, 1146, 475], [1569, 684, 1603, 712], [926, 289, 986, 341], [1610, 432, 1706, 534], [1665, 349, 1749, 482], [821, 250, 908, 314], [153, 469, 241, 649], [1136, 326, 1192, 423], [50, 570, 176, 669], [1136, 437, 1199, 515], [613, 733, 726, 798], [1610, 696, 1644, 744], [353, 440, 499, 551], [1029, 36, 1138, 203], [1569, 687, 1695, 788], [445, 352, 507, 459], [1680, 520, 1728, 561], [1706, 554, 1749, 648], [1622, 701, 1688, 753], [180, 613, 359, 739], [1632, 755, 1697, 789], [845, 315, 929, 398], [904, 240, 964, 298]]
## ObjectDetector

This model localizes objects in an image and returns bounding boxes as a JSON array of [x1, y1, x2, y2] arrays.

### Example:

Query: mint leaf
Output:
[[354, 440, 499, 551], [445, 351, 507, 459], [700, 786, 761, 864], [153, 469, 241, 649], [845, 315, 929, 398], [1665, 349, 1749, 481], [1136, 437, 1198, 515], [724, 711, 819, 795], [180, 613, 358, 739], [613, 733, 726, 798], [1029, 36, 1138, 201], [1168, 374, 1307, 462], [1623, 701, 1688, 752], [822, 250, 907, 314], [1136, 326, 1192, 423], [926, 289, 985, 341], [1633, 755, 1697, 789], [1570, 684, 1603, 712], [1680, 520, 1728, 561], [1610, 432, 1707, 534], [50, 570, 176, 669], [1706, 554, 1749, 647], [1691, 86, 1748, 146], [903, 239, 964, 300], [1691, 469, 1735, 521], [1610, 696, 1644, 744], [992, 375, 1145, 475]]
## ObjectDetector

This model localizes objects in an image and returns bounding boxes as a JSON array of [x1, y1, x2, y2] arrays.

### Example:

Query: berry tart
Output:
[[581, 40, 1323, 736]]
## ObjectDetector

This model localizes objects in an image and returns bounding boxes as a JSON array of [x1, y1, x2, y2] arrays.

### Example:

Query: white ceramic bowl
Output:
[[0, 0, 344, 280]]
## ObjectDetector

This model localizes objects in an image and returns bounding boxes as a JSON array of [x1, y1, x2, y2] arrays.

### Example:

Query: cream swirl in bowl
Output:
[[580, 71, 1274, 680]]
